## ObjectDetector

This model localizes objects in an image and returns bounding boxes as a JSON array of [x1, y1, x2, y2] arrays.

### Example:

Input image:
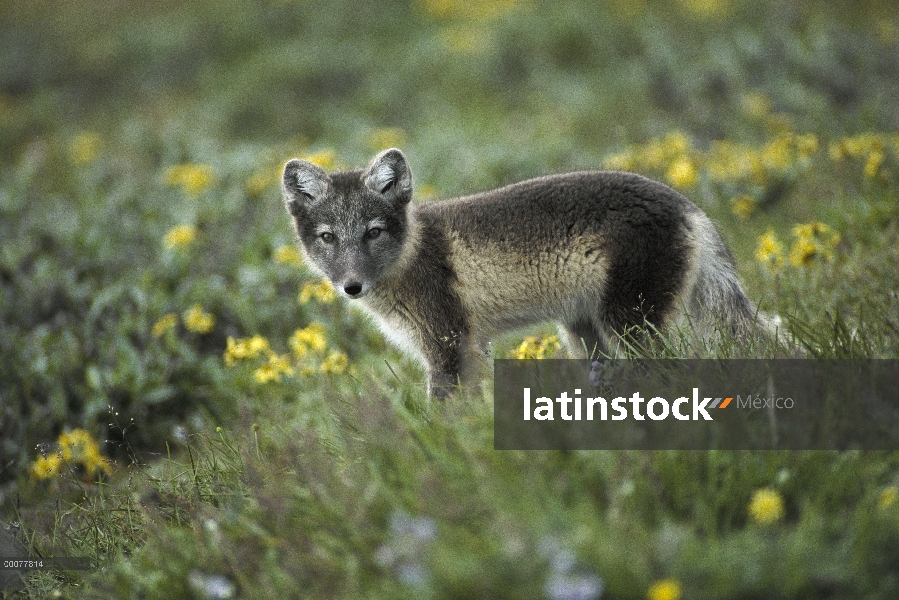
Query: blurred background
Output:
[[3, 0, 899, 483], [3, 0, 898, 173]]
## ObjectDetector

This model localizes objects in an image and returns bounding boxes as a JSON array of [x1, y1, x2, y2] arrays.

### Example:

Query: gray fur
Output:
[[282, 148, 773, 397]]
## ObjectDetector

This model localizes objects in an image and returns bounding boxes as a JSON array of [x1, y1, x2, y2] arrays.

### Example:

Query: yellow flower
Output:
[[641, 140, 667, 170], [245, 166, 280, 197], [740, 92, 772, 118], [290, 323, 327, 358], [321, 352, 349, 374], [224, 335, 271, 366], [788, 237, 818, 266], [254, 353, 295, 383], [274, 245, 303, 266], [705, 132, 822, 185], [730, 195, 757, 220], [755, 229, 784, 269], [415, 183, 439, 200], [795, 133, 819, 158], [57, 429, 111, 477], [647, 579, 682, 600], [31, 453, 62, 480], [253, 364, 279, 384], [164, 225, 198, 250], [879, 486, 899, 510], [59, 429, 93, 460], [665, 157, 698, 189], [511, 337, 540, 359], [183, 304, 215, 334], [828, 141, 845, 162], [602, 132, 702, 184], [661, 131, 691, 156], [748, 488, 785, 524], [604, 151, 635, 171], [69, 132, 102, 165], [678, 0, 730, 18], [509, 335, 559, 359], [152, 313, 179, 337], [707, 140, 756, 182], [164, 163, 214, 196], [865, 149, 885, 179], [303, 149, 337, 171], [248, 336, 270, 355], [760, 136, 794, 172], [830, 133, 887, 166], [789, 222, 839, 266], [366, 128, 408, 152], [829, 132, 897, 179], [299, 279, 336, 304], [792, 221, 835, 241]]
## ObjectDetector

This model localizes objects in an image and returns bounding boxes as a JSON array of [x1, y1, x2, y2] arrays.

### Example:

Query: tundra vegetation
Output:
[[2, 1, 899, 598]]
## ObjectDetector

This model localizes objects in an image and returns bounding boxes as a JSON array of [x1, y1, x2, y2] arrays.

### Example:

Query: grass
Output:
[[2, 0, 899, 598]]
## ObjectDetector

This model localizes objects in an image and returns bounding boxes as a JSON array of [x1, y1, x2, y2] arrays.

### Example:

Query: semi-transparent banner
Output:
[[494, 360, 899, 450]]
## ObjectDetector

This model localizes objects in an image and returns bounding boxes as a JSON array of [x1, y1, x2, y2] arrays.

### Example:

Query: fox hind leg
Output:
[[558, 318, 609, 360]]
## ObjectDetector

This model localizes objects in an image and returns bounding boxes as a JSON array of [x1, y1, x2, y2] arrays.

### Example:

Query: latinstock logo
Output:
[[493, 359, 884, 451], [521, 388, 767, 422]]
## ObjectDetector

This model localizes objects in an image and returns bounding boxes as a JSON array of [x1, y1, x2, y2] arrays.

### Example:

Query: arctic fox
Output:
[[282, 148, 772, 397]]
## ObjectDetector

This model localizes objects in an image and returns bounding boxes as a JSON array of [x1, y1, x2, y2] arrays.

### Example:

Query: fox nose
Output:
[[343, 282, 363, 297]]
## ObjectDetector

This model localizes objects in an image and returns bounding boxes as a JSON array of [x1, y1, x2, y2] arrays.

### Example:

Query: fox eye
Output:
[[320, 232, 335, 243], [367, 228, 382, 239]]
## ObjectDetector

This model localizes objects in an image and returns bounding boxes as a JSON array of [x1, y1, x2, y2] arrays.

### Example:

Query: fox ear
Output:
[[283, 159, 329, 216], [364, 148, 412, 204]]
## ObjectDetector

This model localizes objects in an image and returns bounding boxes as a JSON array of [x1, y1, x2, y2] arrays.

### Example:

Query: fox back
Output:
[[283, 148, 770, 397]]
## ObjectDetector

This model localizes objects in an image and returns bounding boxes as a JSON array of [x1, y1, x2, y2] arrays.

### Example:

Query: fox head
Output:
[[282, 148, 414, 299]]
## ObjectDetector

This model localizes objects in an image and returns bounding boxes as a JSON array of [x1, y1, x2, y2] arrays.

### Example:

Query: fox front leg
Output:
[[427, 371, 460, 399], [422, 328, 471, 399]]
